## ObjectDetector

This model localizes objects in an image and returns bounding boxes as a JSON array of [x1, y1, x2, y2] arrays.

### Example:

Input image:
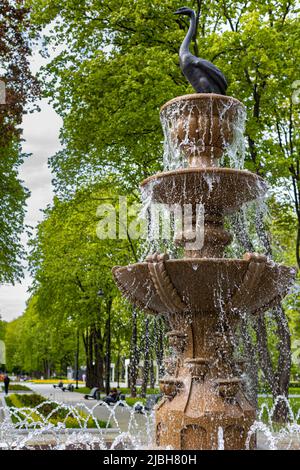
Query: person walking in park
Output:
[[3, 375, 10, 395]]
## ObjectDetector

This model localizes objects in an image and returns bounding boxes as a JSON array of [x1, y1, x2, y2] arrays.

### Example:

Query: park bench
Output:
[[53, 382, 65, 391], [100, 391, 126, 406], [53, 382, 74, 392], [84, 387, 100, 400], [107, 391, 125, 404]]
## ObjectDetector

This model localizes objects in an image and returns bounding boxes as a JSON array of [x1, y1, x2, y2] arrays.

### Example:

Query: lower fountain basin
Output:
[[112, 259, 295, 315], [141, 168, 267, 214]]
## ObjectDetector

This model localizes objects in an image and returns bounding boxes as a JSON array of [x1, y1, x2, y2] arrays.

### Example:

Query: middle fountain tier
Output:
[[112, 93, 296, 450]]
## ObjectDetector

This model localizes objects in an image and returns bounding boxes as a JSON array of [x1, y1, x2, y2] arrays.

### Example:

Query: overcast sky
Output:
[[0, 44, 62, 322]]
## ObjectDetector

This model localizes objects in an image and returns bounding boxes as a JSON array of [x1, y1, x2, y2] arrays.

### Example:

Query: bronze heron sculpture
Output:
[[175, 6, 228, 95]]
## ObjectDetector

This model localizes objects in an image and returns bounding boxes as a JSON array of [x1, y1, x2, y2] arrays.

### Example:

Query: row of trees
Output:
[[4, 181, 166, 395], [1, 0, 300, 418]]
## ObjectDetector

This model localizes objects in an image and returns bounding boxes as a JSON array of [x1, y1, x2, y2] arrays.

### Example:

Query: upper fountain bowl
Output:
[[160, 94, 245, 168], [112, 258, 296, 316], [141, 167, 267, 214]]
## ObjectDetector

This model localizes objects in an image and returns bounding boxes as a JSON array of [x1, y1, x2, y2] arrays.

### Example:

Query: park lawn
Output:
[[288, 387, 300, 395], [73, 389, 148, 407], [1, 384, 32, 392], [74, 387, 160, 396], [125, 397, 147, 407], [258, 397, 300, 424], [5, 393, 109, 429], [74, 387, 91, 395], [259, 387, 300, 395], [119, 388, 159, 395], [30, 379, 85, 385], [76, 386, 300, 403]]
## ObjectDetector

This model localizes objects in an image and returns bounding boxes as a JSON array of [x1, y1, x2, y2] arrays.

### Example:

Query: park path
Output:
[[25, 383, 154, 445]]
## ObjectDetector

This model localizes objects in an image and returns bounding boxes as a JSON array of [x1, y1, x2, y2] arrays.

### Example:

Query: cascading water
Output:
[[1, 390, 299, 449], [161, 95, 246, 171], [112, 91, 297, 450], [0, 395, 155, 450]]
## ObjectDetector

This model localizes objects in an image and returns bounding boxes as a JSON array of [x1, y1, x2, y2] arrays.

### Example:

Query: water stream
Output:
[[1, 394, 299, 449]]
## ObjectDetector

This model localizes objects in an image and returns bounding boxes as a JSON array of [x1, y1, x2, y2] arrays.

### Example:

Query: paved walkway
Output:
[[19, 383, 153, 445]]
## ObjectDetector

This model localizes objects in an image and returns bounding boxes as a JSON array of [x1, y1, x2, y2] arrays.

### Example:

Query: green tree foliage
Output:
[[27, 0, 194, 192], [5, 316, 24, 373], [0, 315, 6, 341], [5, 295, 78, 376], [28, 180, 137, 386], [28, 0, 300, 264]]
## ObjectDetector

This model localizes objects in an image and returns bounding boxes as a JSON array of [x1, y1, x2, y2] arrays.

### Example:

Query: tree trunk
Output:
[[290, 172, 300, 270], [83, 329, 93, 388], [83, 326, 105, 389], [149, 359, 155, 389], [255, 307, 291, 423], [154, 317, 165, 378], [240, 315, 259, 410], [130, 308, 139, 397], [232, 208, 292, 422], [230, 210, 255, 253], [255, 208, 272, 257], [255, 210, 291, 422], [116, 352, 121, 388], [105, 300, 112, 396], [94, 324, 105, 391], [75, 329, 80, 389], [141, 317, 150, 398], [43, 359, 50, 379]]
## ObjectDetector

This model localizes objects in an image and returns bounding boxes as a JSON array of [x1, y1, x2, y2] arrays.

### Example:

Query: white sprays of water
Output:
[[160, 96, 246, 171], [217, 426, 225, 450]]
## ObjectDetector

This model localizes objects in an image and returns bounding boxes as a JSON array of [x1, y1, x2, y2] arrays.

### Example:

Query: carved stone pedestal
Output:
[[156, 313, 256, 450], [112, 94, 295, 451], [156, 386, 255, 450]]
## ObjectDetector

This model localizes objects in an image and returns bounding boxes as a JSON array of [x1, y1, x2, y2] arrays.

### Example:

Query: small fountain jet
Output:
[[174, 6, 228, 95]]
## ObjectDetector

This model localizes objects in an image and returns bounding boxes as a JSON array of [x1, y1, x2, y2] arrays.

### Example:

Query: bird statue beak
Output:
[[174, 9, 182, 15]]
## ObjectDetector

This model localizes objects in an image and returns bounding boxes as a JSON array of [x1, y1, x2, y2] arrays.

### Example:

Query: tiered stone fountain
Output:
[[112, 92, 296, 450], [112, 6, 295, 450]]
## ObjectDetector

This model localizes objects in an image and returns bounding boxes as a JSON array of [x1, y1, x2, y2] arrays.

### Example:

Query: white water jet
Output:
[[160, 97, 246, 172], [0, 397, 155, 450]]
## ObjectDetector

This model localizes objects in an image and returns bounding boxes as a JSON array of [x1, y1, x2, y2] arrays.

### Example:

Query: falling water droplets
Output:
[[161, 96, 246, 172]]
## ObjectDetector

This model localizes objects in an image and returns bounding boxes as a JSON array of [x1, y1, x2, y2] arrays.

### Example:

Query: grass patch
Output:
[[5, 393, 108, 429], [73, 387, 91, 395], [73, 389, 149, 407], [258, 397, 300, 426], [125, 397, 147, 407], [2, 384, 32, 392], [30, 379, 84, 385], [119, 387, 159, 395], [288, 387, 300, 395], [258, 386, 300, 395], [74, 387, 160, 399]]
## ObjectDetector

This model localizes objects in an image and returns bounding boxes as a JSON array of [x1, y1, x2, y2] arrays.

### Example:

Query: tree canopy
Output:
[[27, 0, 300, 261]]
